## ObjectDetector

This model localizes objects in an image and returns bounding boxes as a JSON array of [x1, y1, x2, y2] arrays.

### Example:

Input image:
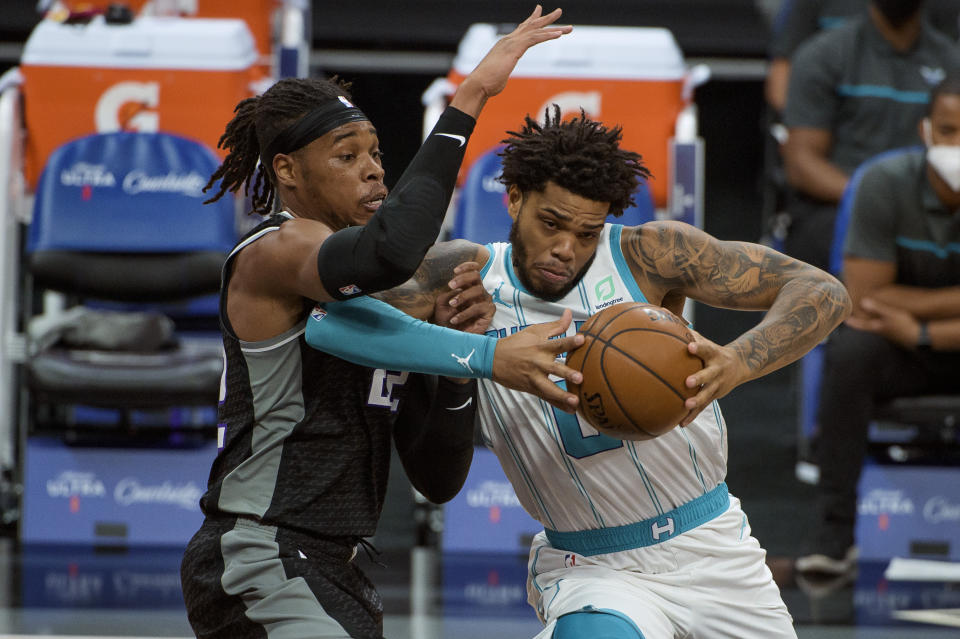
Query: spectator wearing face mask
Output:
[[797, 72, 960, 576], [780, 0, 960, 271]]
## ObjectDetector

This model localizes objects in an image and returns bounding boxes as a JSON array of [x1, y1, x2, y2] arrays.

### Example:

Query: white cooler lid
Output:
[[453, 24, 687, 81], [21, 15, 257, 71]]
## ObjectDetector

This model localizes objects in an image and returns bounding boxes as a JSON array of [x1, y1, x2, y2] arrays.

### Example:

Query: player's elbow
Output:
[[800, 268, 852, 326], [418, 482, 464, 505], [407, 446, 474, 504], [781, 147, 813, 191]]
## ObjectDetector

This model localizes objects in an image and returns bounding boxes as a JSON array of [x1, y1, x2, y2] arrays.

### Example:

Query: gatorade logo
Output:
[[95, 81, 160, 132], [536, 91, 601, 124]]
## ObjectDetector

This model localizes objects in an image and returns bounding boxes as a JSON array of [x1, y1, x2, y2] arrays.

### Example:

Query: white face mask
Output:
[[923, 119, 960, 192]]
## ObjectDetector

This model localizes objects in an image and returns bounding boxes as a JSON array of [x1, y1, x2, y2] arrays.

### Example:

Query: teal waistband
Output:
[[544, 482, 730, 556]]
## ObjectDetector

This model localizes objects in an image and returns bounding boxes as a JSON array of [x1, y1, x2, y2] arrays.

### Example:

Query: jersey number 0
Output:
[[552, 380, 623, 458]]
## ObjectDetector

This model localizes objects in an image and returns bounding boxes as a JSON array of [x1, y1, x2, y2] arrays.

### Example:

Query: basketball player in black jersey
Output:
[[180, 8, 584, 639]]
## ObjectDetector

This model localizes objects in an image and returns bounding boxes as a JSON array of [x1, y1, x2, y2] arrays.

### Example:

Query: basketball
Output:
[[567, 302, 703, 441]]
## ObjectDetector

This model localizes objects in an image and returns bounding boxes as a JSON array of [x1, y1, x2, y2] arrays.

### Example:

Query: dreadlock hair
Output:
[[203, 76, 353, 215], [498, 105, 651, 215]]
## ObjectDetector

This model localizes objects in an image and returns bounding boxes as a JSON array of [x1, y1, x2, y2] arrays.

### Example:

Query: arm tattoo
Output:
[[374, 240, 485, 319], [731, 278, 849, 377], [627, 222, 851, 376]]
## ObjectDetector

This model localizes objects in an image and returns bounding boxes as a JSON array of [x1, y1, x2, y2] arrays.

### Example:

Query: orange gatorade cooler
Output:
[[56, 1, 150, 13], [20, 15, 258, 189], [196, 0, 280, 75], [55, 1, 278, 75], [435, 25, 693, 208]]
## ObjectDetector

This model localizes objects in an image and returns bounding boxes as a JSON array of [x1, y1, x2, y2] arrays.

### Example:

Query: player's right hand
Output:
[[491, 308, 584, 413], [451, 6, 572, 117]]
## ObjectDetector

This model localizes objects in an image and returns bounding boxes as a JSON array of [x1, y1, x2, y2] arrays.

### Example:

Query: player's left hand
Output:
[[845, 297, 920, 348], [434, 261, 495, 335], [678, 329, 750, 427], [450, 6, 572, 117]]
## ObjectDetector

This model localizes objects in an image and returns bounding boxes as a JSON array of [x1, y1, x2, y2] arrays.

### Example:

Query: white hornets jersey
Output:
[[477, 224, 728, 533]]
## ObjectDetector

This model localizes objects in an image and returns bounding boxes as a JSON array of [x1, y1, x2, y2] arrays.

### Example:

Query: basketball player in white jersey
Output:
[[306, 107, 851, 638]]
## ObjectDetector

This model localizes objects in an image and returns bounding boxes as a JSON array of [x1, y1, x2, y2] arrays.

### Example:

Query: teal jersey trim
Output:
[[577, 279, 591, 314], [711, 401, 725, 440], [895, 236, 960, 259], [479, 242, 497, 278], [529, 544, 547, 594], [818, 16, 848, 29], [545, 581, 563, 618], [626, 441, 665, 515], [837, 84, 929, 104], [679, 427, 708, 491], [545, 482, 730, 556], [505, 244, 531, 295], [514, 285, 528, 327], [609, 224, 649, 303], [501, 246, 531, 325]]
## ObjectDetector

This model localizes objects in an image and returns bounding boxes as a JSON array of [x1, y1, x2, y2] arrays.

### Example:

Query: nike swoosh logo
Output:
[[435, 133, 466, 147], [446, 397, 473, 411]]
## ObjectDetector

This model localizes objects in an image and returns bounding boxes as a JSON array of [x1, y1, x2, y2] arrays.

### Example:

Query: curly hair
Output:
[[203, 76, 352, 215], [498, 105, 651, 215]]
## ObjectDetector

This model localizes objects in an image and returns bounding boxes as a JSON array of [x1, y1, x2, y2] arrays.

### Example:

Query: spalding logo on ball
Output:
[[567, 302, 704, 441]]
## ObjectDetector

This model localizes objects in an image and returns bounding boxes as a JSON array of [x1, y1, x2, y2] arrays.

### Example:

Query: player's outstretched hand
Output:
[[491, 308, 584, 413], [679, 329, 750, 426], [451, 5, 572, 118]]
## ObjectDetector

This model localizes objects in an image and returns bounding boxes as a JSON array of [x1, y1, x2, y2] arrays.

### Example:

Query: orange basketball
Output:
[[567, 302, 703, 441]]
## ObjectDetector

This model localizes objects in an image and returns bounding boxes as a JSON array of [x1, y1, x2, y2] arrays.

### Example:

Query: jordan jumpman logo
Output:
[[451, 349, 476, 374]]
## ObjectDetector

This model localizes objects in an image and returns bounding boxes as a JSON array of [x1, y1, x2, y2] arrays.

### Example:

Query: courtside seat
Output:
[[23, 131, 233, 414], [873, 395, 960, 427], [27, 337, 223, 409], [871, 395, 960, 449], [450, 146, 656, 244]]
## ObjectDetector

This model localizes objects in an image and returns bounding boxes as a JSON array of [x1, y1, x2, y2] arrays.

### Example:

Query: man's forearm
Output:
[[782, 130, 849, 202], [785, 153, 848, 202], [306, 296, 496, 379], [868, 285, 960, 320], [730, 274, 851, 381], [927, 318, 960, 351], [374, 240, 485, 320], [394, 374, 476, 504]]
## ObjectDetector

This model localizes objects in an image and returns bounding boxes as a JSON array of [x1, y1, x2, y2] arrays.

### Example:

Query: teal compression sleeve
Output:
[[305, 295, 496, 378]]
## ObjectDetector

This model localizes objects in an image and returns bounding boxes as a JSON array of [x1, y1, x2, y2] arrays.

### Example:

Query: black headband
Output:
[[261, 96, 370, 171]]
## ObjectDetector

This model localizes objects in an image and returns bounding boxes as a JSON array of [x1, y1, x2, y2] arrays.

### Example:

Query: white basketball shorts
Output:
[[527, 495, 796, 639]]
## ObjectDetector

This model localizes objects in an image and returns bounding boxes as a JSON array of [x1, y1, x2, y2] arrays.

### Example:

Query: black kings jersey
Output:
[[200, 213, 410, 539]]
